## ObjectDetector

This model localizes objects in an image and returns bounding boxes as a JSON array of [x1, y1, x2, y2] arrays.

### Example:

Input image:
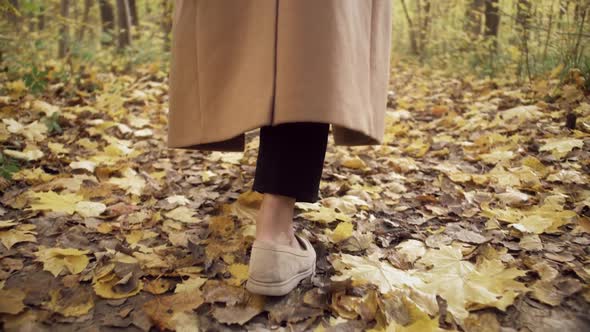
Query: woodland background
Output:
[[1, 0, 590, 86]]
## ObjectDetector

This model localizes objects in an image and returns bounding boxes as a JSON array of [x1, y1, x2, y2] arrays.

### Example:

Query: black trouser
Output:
[[253, 122, 330, 203]]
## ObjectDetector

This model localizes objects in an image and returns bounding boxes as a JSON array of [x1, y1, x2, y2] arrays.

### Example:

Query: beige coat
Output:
[[167, 0, 392, 151]]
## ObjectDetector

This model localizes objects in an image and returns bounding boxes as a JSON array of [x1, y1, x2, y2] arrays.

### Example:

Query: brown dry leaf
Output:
[[237, 190, 263, 208], [46, 287, 94, 317], [0, 288, 26, 315], [462, 312, 501, 332], [211, 294, 266, 325], [143, 291, 204, 331], [144, 278, 173, 295], [383, 294, 443, 332], [299, 206, 353, 224], [164, 206, 200, 224], [209, 216, 235, 237], [331, 291, 364, 320], [202, 280, 247, 305]]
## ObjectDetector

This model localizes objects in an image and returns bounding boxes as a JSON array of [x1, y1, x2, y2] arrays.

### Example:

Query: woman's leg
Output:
[[252, 122, 329, 248]]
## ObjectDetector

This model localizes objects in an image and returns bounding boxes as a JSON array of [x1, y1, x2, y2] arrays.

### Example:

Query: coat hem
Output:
[[166, 117, 385, 152]]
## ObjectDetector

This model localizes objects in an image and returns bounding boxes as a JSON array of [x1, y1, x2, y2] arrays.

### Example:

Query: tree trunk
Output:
[[516, 0, 532, 31], [484, 0, 500, 38], [465, 0, 485, 38], [558, 0, 568, 30], [573, 6, 587, 65], [99, 0, 115, 47], [129, 0, 138, 26], [77, 0, 93, 41], [400, 0, 419, 55], [161, 0, 173, 52], [419, 0, 431, 58], [37, 4, 45, 31], [116, 0, 131, 50], [543, 0, 556, 61], [516, 0, 532, 80], [4, 0, 20, 36], [59, 0, 71, 58]]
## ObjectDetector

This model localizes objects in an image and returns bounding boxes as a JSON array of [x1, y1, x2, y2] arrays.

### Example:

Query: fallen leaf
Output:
[[35, 247, 90, 277], [143, 291, 204, 331], [0, 288, 26, 315]]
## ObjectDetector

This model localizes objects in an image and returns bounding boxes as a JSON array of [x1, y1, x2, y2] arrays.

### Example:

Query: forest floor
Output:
[[0, 63, 589, 332]]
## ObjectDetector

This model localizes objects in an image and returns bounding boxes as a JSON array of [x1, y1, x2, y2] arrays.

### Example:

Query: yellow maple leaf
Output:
[[75, 201, 107, 218], [93, 271, 143, 299], [403, 138, 430, 158], [328, 221, 354, 243], [35, 247, 90, 277], [0, 219, 17, 229], [31, 100, 59, 116], [539, 138, 584, 159], [331, 252, 424, 293], [416, 244, 475, 277], [479, 149, 515, 164], [227, 263, 249, 286], [11, 167, 54, 183], [481, 194, 576, 234], [3, 145, 44, 161], [21, 120, 48, 142], [0, 226, 37, 249], [28, 191, 84, 214], [413, 245, 528, 324], [395, 239, 426, 263], [342, 156, 367, 170], [76, 138, 98, 150], [47, 142, 70, 154], [108, 167, 146, 196], [6, 79, 26, 94], [467, 258, 528, 309]]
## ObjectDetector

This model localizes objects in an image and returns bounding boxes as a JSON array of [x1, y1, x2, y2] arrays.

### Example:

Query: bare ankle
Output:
[[255, 193, 297, 241]]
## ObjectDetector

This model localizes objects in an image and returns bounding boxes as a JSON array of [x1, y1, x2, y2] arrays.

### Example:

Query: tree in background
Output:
[[161, 0, 173, 52], [77, 0, 94, 42], [392, 0, 589, 81], [465, 0, 485, 39], [116, 0, 131, 50], [399, 0, 432, 59], [129, 0, 138, 26], [484, 0, 500, 41], [515, 0, 532, 79], [58, 0, 70, 59], [98, 0, 115, 47], [1, 0, 588, 87]]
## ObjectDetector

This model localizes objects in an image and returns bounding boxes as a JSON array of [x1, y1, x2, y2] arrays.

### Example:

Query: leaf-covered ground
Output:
[[0, 64, 589, 331]]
